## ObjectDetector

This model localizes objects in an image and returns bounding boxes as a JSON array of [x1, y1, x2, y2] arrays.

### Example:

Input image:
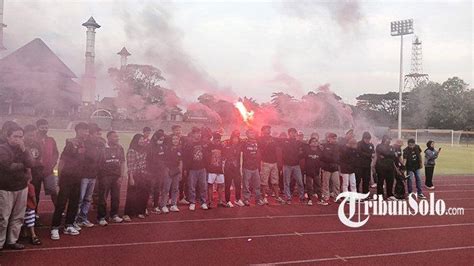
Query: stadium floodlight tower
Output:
[[391, 19, 414, 139]]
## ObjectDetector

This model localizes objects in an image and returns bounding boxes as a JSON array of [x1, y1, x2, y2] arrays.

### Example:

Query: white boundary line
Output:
[[261, 245, 474, 265], [4, 223, 474, 253]]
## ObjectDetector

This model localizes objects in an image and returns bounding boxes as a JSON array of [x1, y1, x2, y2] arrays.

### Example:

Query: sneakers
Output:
[[77, 220, 94, 228], [317, 199, 329, 206], [72, 222, 82, 231], [111, 215, 124, 223], [276, 197, 285, 204], [162, 206, 170, 214], [64, 226, 80, 236], [137, 214, 145, 219], [387, 196, 397, 201], [98, 219, 109, 226], [426, 185, 435, 190], [307, 200, 313, 206], [234, 199, 245, 207], [179, 198, 190, 205], [201, 203, 209, 210], [189, 203, 196, 211], [170, 205, 180, 212], [243, 200, 250, 206], [286, 200, 292, 205], [371, 183, 377, 188], [257, 199, 265, 206], [263, 197, 269, 205], [122, 215, 132, 222], [50, 229, 60, 240], [418, 194, 427, 199], [151, 207, 162, 214], [226, 201, 234, 208]]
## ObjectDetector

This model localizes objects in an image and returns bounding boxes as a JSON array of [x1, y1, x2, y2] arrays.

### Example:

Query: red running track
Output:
[[1, 175, 473, 265]]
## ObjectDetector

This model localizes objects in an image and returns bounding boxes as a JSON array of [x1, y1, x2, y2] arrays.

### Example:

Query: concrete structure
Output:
[[117, 47, 131, 68], [81, 16, 100, 104], [0, 0, 6, 50]]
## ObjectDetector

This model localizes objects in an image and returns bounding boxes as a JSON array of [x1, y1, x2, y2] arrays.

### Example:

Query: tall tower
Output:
[[404, 36, 429, 90], [117, 47, 131, 68], [81, 16, 101, 105], [0, 0, 7, 50]]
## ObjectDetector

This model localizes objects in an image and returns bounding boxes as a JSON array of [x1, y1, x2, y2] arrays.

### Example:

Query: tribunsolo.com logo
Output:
[[336, 192, 465, 228]]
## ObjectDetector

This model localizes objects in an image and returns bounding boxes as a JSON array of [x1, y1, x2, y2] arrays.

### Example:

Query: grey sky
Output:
[[2, 0, 472, 104]]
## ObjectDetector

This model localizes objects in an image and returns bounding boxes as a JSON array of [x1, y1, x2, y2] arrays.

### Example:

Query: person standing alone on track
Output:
[[424, 140, 441, 190]]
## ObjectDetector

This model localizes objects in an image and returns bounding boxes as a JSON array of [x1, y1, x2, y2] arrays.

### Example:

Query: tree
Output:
[[356, 92, 409, 125]]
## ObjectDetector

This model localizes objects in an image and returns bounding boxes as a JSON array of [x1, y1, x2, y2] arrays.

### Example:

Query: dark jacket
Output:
[[223, 141, 241, 174], [281, 138, 304, 166], [59, 138, 87, 184], [356, 140, 374, 168], [38, 135, 59, 177], [375, 144, 396, 170], [146, 142, 166, 174], [320, 143, 340, 172], [258, 136, 278, 164], [304, 145, 322, 177], [340, 146, 358, 174], [0, 143, 33, 191], [403, 145, 422, 171], [83, 138, 105, 178]]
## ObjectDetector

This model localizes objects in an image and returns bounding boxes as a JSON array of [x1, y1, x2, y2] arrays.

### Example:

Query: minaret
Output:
[[81, 16, 101, 104], [0, 0, 7, 50], [117, 47, 131, 68]]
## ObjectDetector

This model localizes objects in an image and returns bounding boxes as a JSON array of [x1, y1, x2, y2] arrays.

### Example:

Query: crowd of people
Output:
[[0, 119, 441, 250]]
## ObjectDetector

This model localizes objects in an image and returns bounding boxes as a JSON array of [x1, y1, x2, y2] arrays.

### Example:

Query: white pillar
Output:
[[0, 0, 7, 50]]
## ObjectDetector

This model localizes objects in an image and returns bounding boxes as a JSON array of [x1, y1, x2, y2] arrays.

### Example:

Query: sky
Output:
[[1, 0, 472, 104]]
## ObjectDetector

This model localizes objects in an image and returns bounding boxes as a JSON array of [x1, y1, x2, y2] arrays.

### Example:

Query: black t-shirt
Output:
[[376, 144, 395, 169], [183, 141, 207, 171], [281, 138, 304, 166], [25, 138, 43, 170], [356, 141, 375, 168], [100, 144, 125, 178], [241, 139, 260, 170], [403, 145, 422, 171], [320, 143, 340, 172], [305, 145, 322, 177], [340, 146, 358, 174], [147, 142, 166, 172], [258, 136, 278, 163], [223, 141, 241, 173], [83, 138, 105, 178], [164, 145, 182, 169]]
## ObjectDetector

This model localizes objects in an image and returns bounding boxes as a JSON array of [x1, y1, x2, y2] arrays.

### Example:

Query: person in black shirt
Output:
[[340, 138, 358, 194], [304, 137, 322, 206], [355, 132, 375, 194], [258, 126, 284, 204], [160, 134, 182, 213], [51, 122, 89, 240], [320, 132, 340, 205], [375, 135, 396, 200], [241, 129, 264, 206], [403, 139, 426, 199], [182, 127, 209, 211], [97, 131, 126, 225], [281, 128, 305, 204], [223, 130, 244, 207], [0, 124, 33, 250], [206, 132, 225, 207], [147, 131, 167, 214]]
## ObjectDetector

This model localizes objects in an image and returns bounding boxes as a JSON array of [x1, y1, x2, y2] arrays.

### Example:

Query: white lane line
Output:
[[263, 246, 474, 265], [335, 255, 348, 262], [4, 223, 474, 253]]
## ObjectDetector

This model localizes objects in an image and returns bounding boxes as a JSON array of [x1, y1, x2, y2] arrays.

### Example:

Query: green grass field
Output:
[[48, 130, 474, 176]]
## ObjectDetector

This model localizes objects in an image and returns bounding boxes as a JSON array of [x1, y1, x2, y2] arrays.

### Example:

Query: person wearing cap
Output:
[[241, 128, 264, 206], [424, 140, 441, 190], [206, 132, 225, 207], [258, 126, 284, 204], [375, 135, 397, 200], [403, 139, 426, 199], [281, 128, 306, 205], [223, 130, 245, 207], [182, 127, 209, 211], [355, 132, 375, 194], [320, 132, 340, 205], [50, 122, 89, 240], [75, 123, 105, 228], [340, 138, 358, 194]]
